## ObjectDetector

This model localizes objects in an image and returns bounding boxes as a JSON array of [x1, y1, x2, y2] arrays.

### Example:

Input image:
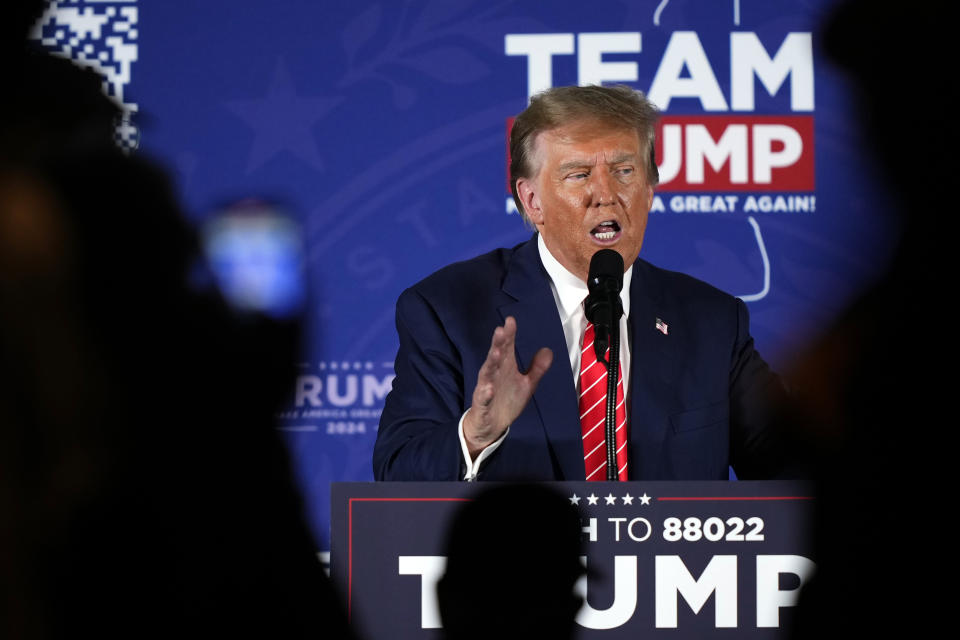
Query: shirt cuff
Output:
[[458, 408, 509, 481]]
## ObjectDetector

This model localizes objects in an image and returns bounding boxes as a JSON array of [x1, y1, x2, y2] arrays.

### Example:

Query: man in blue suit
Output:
[[373, 85, 788, 482]]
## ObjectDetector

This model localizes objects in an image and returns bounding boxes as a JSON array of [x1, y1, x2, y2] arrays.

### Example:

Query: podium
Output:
[[331, 481, 814, 639]]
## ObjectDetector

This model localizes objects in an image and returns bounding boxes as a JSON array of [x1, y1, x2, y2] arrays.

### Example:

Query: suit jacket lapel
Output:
[[499, 236, 584, 480]]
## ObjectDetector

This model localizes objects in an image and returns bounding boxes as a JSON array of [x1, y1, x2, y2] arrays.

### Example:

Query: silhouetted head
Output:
[[821, 0, 953, 206], [5, 0, 46, 47], [1, 18, 334, 636], [437, 483, 585, 640]]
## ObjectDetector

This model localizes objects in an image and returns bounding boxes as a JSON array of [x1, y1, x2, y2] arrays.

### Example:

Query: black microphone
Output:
[[583, 249, 624, 366]]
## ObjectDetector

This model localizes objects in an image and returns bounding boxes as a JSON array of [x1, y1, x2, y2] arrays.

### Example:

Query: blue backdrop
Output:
[[33, 0, 896, 553]]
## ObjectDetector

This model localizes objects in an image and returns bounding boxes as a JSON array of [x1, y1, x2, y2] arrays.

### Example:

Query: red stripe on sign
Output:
[[655, 115, 815, 191], [656, 496, 813, 501]]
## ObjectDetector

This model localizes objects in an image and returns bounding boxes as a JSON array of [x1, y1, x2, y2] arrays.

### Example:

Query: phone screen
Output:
[[200, 200, 306, 319]]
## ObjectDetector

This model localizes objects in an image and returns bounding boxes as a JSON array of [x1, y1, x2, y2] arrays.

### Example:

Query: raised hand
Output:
[[463, 316, 553, 459]]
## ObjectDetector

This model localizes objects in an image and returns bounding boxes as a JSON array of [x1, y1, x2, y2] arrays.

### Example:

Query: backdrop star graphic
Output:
[[225, 58, 342, 174]]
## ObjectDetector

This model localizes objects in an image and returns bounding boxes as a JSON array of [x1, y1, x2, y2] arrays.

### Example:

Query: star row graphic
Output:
[[296, 361, 394, 371], [569, 492, 652, 506]]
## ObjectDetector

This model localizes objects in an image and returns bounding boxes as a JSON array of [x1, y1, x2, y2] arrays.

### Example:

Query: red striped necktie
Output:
[[578, 321, 628, 481]]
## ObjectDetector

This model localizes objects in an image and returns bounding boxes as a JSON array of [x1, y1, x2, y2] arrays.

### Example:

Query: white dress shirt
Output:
[[459, 234, 633, 480]]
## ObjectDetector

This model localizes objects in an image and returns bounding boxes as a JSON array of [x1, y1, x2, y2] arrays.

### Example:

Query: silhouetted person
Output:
[[784, 1, 956, 637], [2, 5, 354, 638], [437, 484, 584, 640]]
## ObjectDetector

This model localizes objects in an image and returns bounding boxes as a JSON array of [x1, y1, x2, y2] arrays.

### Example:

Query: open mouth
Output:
[[590, 220, 621, 242]]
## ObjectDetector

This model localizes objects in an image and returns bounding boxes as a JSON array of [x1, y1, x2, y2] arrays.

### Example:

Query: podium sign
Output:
[[331, 481, 814, 639]]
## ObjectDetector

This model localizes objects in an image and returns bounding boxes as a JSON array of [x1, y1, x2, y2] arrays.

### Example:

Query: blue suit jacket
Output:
[[373, 235, 787, 481]]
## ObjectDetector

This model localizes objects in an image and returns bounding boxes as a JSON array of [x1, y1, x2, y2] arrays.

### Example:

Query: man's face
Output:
[[516, 120, 654, 282]]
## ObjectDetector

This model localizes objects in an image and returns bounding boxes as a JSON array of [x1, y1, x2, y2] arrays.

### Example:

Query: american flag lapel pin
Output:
[[655, 317, 669, 335]]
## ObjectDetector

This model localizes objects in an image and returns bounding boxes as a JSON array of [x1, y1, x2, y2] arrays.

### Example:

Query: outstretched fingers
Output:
[[466, 317, 553, 457]]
